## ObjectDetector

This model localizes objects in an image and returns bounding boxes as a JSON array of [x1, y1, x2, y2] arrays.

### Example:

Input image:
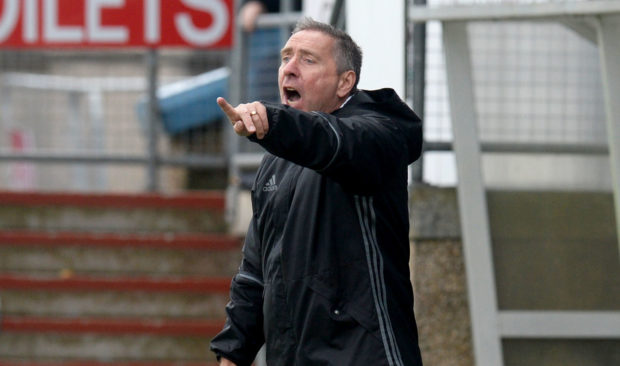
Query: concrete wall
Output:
[[409, 185, 620, 366], [410, 186, 474, 366]]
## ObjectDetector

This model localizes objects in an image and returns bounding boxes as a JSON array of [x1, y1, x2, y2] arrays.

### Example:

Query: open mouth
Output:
[[284, 87, 301, 103]]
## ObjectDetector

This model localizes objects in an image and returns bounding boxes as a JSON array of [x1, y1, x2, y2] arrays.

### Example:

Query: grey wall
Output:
[[409, 185, 620, 366]]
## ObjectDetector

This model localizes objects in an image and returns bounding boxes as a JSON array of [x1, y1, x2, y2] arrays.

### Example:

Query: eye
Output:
[[304, 57, 315, 64], [281, 55, 290, 64]]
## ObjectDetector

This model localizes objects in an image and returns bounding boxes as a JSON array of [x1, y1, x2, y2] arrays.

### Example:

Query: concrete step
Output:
[[0, 289, 228, 319], [0, 274, 231, 293], [0, 246, 242, 277], [0, 362, 217, 366], [1, 316, 225, 336], [0, 317, 223, 361], [0, 231, 242, 277], [0, 191, 238, 364], [0, 191, 227, 233], [0, 274, 230, 318], [0, 332, 217, 362], [0, 231, 241, 250]]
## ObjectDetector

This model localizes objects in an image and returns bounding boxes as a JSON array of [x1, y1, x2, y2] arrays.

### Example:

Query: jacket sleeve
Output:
[[210, 216, 264, 366], [250, 103, 410, 193]]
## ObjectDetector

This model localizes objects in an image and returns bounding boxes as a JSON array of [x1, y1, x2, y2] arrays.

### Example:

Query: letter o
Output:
[[0, 0, 19, 42]]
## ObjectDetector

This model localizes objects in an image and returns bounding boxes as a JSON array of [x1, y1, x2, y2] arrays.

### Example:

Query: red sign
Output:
[[0, 0, 233, 48]]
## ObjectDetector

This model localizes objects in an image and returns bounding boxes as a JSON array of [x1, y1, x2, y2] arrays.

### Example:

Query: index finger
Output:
[[217, 97, 240, 123]]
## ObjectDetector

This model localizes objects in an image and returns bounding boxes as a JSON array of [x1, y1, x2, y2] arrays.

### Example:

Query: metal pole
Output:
[[443, 21, 503, 366], [411, 0, 426, 183], [68, 92, 87, 190], [87, 90, 106, 190], [226, 0, 249, 225], [594, 15, 620, 261], [226, 0, 241, 221], [145, 48, 159, 192], [330, 0, 345, 28], [280, 0, 292, 46]]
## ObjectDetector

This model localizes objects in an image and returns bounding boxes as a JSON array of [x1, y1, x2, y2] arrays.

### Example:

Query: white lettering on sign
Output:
[[0, 0, 18, 42], [0, 0, 232, 48], [176, 0, 228, 46], [144, 0, 160, 43], [87, 0, 128, 42], [44, 0, 85, 43], [24, 0, 38, 42]]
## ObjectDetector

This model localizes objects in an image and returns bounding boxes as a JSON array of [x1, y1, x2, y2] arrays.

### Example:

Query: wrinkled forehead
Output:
[[281, 30, 336, 58]]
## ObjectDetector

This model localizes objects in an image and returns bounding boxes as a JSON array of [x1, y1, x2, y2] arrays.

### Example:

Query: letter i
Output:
[[24, 0, 38, 43]]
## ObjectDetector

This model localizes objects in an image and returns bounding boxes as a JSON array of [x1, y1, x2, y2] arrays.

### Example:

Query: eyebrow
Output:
[[280, 46, 291, 55], [280, 47, 320, 59]]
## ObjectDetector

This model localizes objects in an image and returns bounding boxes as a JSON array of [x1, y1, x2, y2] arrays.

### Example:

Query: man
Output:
[[211, 18, 423, 366]]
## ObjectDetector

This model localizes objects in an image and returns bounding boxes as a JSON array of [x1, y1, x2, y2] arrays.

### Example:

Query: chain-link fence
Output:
[[0, 0, 613, 194], [0, 49, 228, 192], [414, 0, 610, 190]]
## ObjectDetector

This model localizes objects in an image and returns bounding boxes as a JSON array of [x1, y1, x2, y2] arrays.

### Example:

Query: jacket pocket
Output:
[[305, 275, 381, 343]]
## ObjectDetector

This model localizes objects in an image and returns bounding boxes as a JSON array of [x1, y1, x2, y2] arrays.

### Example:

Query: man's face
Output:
[[278, 30, 344, 113]]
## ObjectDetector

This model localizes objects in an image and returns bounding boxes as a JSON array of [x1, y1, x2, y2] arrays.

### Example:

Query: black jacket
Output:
[[211, 89, 423, 366]]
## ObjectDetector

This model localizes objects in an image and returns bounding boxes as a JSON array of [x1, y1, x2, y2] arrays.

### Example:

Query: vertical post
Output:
[[346, 0, 406, 97], [442, 21, 503, 366], [329, 0, 345, 28], [0, 78, 10, 127], [146, 48, 159, 192], [226, 0, 249, 224], [595, 15, 620, 260], [87, 89, 106, 190], [68, 92, 87, 190], [411, 0, 426, 182], [280, 0, 291, 46]]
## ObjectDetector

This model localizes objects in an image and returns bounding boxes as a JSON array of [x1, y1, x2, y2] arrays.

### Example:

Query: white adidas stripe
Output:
[[311, 112, 341, 172], [265, 175, 276, 187], [355, 196, 405, 366], [366, 198, 405, 366]]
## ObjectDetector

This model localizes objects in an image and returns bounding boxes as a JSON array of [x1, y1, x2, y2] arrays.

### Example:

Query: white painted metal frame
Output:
[[594, 14, 620, 262], [499, 311, 620, 339], [442, 20, 504, 366], [410, 2, 620, 366]]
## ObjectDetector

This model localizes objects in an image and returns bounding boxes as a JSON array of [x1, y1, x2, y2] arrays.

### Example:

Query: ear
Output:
[[336, 70, 356, 98]]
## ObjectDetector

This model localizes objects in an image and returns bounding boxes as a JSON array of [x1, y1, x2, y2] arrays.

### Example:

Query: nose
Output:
[[280, 55, 299, 77]]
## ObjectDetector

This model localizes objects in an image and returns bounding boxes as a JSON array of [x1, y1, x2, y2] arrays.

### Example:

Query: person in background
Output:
[[239, 0, 303, 32]]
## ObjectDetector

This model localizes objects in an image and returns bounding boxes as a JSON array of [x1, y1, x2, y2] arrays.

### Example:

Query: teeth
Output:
[[284, 87, 299, 104]]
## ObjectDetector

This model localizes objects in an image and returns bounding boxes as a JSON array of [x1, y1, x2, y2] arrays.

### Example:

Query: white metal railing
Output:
[[409, 1, 620, 365]]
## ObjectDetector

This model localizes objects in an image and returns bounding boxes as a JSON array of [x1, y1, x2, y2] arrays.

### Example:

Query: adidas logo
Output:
[[263, 174, 278, 192]]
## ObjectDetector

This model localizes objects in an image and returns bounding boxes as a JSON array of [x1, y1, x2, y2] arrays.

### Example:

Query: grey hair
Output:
[[292, 17, 363, 93]]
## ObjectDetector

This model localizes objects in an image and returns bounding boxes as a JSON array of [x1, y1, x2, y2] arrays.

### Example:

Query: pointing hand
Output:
[[217, 97, 269, 139]]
